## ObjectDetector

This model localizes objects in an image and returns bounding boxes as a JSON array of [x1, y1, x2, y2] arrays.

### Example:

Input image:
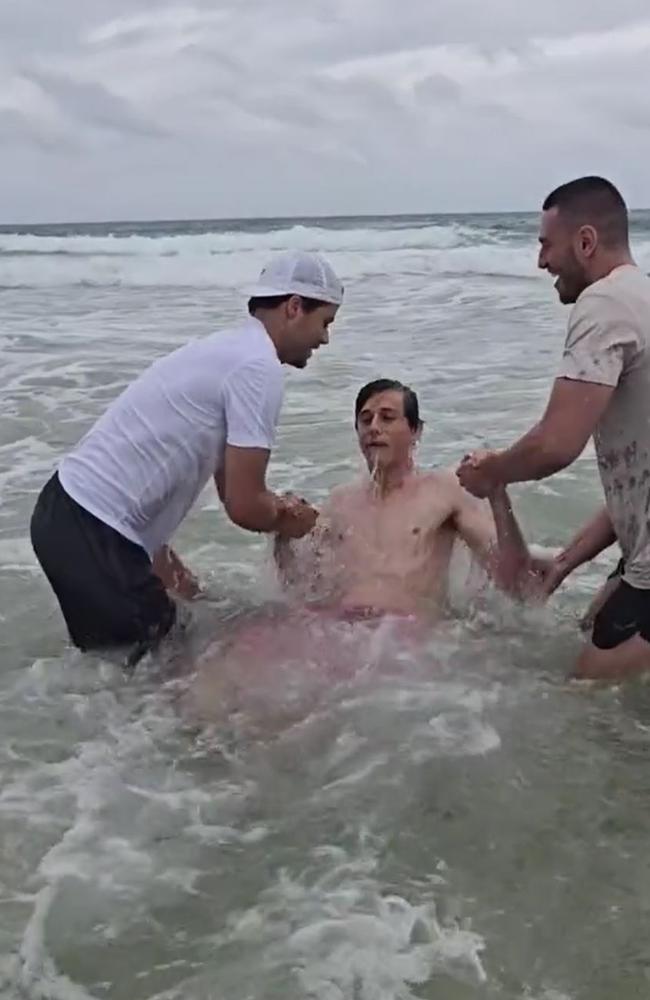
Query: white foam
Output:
[[0, 221, 491, 259], [424, 711, 501, 757], [226, 844, 487, 998], [15, 884, 102, 1000], [526, 991, 573, 1000], [0, 665, 261, 998], [0, 221, 609, 288]]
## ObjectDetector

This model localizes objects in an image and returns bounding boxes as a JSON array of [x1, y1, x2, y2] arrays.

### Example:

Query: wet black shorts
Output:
[[30, 473, 176, 661], [592, 561, 650, 650]]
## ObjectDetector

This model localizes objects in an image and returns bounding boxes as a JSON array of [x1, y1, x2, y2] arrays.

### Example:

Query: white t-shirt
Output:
[[58, 317, 284, 557]]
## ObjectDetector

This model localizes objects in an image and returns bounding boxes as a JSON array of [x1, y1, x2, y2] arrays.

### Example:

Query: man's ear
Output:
[[575, 224, 598, 260], [285, 294, 303, 319]]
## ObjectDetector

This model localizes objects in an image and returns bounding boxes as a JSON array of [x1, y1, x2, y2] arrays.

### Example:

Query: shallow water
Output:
[[2, 214, 650, 999]]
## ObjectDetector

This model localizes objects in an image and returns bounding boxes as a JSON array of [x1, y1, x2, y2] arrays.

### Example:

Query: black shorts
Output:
[[607, 557, 625, 581], [30, 473, 176, 662], [592, 571, 650, 650]]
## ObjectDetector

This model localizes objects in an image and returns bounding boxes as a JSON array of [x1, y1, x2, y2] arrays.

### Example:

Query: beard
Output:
[[554, 251, 589, 304]]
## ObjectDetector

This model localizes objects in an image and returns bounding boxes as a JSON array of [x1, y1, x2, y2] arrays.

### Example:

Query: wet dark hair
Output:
[[354, 378, 422, 431], [542, 176, 629, 248], [247, 294, 327, 316]]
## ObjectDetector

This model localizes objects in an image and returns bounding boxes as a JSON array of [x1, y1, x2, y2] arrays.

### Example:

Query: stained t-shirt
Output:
[[559, 264, 650, 588]]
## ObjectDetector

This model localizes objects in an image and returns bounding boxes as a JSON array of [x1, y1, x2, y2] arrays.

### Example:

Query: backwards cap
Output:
[[247, 250, 343, 306]]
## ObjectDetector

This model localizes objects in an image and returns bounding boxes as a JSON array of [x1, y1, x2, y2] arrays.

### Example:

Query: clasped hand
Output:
[[456, 448, 500, 499], [275, 492, 319, 539]]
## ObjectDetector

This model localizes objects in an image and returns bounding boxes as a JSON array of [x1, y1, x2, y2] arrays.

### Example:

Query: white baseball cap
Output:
[[246, 250, 344, 306]]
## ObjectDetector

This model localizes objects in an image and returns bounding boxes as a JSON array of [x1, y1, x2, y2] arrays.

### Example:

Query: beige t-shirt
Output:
[[559, 264, 650, 588]]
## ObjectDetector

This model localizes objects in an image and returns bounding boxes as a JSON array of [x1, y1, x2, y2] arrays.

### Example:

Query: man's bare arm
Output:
[[273, 494, 343, 597], [273, 502, 322, 586], [486, 487, 536, 597], [214, 466, 225, 503], [549, 506, 617, 589], [451, 477, 532, 597], [457, 379, 615, 496], [222, 446, 284, 532], [273, 534, 300, 588], [492, 378, 614, 482], [218, 447, 317, 538], [272, 523, 333, 597], [152, 545, 202, 599]]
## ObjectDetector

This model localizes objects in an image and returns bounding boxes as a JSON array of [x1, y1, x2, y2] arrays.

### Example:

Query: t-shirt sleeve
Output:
[[223, 360, 285, 449], [558, 293, 639, 387]]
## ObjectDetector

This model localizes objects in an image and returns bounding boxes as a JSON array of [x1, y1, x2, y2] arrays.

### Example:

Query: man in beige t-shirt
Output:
[[457, 176, 650, 681]]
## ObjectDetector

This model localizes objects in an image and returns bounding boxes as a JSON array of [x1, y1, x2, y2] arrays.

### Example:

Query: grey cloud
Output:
[[25, 70, 169, 139], [414, 75, 463, 106], [323, 0, 649, 54], [609, 108, 650, 132], [2, 0, 650, 221], [0, 0, 146, 55], [0, 108, 79, 153]]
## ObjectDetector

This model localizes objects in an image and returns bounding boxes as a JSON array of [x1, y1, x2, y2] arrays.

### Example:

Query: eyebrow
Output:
[[360, 405, 400, 417]]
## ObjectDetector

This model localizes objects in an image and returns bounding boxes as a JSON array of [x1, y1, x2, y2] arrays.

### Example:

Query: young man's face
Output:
[[356, 389, 418, 472], [538, 206, 591, 305], [281, 298, 338, 368]]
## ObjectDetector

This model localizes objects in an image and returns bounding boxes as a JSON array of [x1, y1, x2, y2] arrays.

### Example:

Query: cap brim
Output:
[[245, 283, 294, 299], [244, 283, 342, 305]]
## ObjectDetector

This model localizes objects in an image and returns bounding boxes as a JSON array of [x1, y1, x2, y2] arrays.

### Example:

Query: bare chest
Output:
[[332, 496, 454, 570]]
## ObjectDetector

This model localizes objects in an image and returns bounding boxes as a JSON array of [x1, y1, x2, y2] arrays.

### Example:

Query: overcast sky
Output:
[[2, 0, 650, 222]]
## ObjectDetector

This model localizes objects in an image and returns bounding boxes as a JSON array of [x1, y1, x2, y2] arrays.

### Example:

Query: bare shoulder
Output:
[[415, 467, 463, 499], [327, 479, 361, 502], [321, 478, 364, 515], [415, 467, 486, 520]]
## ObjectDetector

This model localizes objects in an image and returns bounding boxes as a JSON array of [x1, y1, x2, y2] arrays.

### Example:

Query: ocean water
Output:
[[3, 212, 650, 999]]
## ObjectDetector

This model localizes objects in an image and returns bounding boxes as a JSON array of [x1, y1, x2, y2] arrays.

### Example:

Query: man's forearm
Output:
[[556, 506, 616, 575], [249, 491, 284, 533], [488, 423, 573, 486], [225, 488, 284, 533], [152, 545, 201, 599], [273, 534, 298, 586], [488, 486, 530, 594]]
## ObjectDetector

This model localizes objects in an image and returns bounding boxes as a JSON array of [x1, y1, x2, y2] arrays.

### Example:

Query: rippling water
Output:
[[3, 213, 650, 999]]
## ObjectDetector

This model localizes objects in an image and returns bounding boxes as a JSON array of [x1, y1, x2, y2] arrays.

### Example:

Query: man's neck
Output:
[[587, 249, 635, 286], [253, 313, 283, 360], [369, 461, 415, 498]]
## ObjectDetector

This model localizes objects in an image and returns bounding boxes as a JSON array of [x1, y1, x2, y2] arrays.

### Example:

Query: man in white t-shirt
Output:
[[457, 176, 650, 681], [30, 250, 344, 665]]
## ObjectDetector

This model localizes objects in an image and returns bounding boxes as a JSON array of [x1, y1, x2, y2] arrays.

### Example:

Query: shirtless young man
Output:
[[186, 379, 536, 727], [273, 378, 535, 619]]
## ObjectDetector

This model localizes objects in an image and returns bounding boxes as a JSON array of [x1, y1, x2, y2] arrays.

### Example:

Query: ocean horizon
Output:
[[3, 205, 650, 236]]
